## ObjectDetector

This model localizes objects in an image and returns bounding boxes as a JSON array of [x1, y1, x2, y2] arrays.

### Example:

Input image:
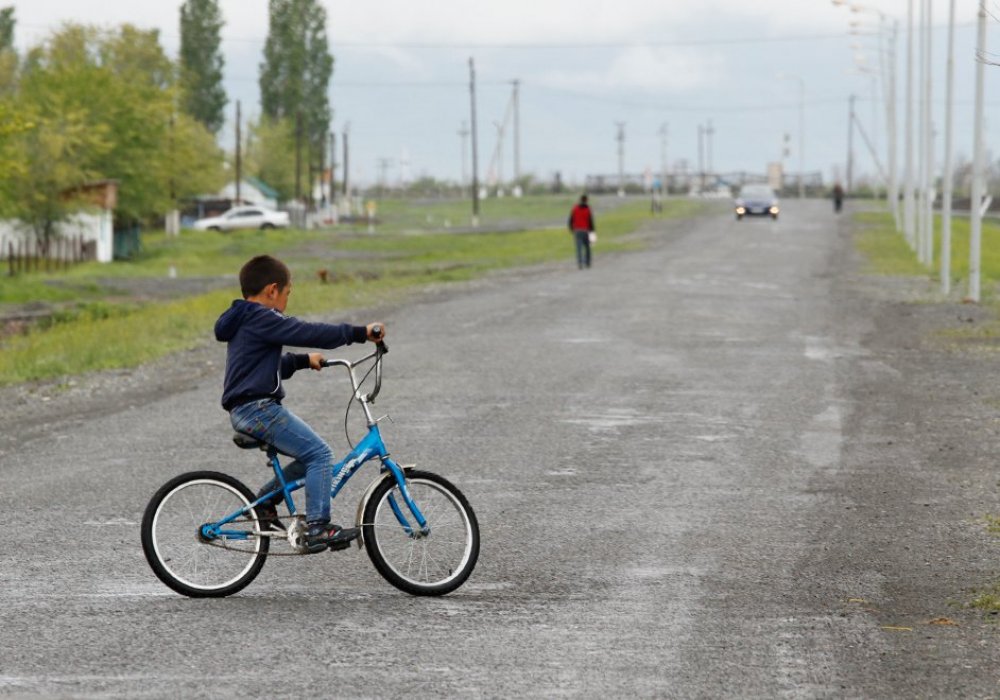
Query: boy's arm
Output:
[[259, 310, 367, 350], [279, 352, 311, 380]]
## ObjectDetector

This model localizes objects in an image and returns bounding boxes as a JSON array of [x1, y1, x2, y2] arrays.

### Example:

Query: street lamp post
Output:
[[904, 0, 915, 250], [796, 80, 805, 198], [845, 3, 901, 231], [940, 0, 956, 295], [780, 73, 805, 199], [919, 0, 934, 267], [968, 0, 988, 302]]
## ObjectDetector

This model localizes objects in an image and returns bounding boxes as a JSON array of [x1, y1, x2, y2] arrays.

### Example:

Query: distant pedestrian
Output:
[[568, 194, 595, 269], [651, 189, 663, 215], [832, 183, 845, 213]]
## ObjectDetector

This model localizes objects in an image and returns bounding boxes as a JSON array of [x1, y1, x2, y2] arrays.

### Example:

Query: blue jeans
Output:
[[229, 399, 337, 524], [573, 230, 591, 269]]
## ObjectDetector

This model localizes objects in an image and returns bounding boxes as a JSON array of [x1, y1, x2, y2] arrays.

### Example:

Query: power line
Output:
[[16, 22, 897, 50]]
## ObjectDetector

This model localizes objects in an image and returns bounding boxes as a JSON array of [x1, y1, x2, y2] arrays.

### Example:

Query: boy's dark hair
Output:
[[580, 194, 588, 205], [239, 255, 290, 298]]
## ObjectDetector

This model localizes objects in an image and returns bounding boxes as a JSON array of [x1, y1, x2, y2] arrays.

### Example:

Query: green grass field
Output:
[[854, 209, 1000, 291], [0, 196, 702, 386], [854, 209, 1000, 344]]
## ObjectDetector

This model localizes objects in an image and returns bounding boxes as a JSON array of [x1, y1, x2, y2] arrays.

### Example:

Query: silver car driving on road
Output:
[[192, 206, 290, 232]]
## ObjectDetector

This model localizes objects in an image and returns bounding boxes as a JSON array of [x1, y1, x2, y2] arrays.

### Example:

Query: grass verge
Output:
[[854, 210, 1000, 291]]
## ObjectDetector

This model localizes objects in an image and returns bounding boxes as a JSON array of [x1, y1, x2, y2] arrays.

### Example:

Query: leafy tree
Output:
[[243, 116, 296, 201], [179, 0, 226, 134], [4, 23, 225, 237], [259, 0, 333, 195], [0, 7, 14, 52], [0, 7, 16, 94], [0, 104, 110, 250]]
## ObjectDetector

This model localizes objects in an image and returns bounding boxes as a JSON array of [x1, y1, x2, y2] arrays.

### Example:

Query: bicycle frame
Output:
[[201, 345, 430, 543]]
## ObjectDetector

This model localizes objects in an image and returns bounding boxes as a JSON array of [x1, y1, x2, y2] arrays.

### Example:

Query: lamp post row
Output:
[[835, 0, 983, 300]]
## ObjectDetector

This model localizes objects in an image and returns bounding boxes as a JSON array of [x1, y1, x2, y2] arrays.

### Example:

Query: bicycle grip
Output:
[[371, 324, 388, 353]]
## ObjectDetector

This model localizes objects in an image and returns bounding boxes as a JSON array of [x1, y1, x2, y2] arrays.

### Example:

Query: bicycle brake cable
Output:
[[343, 353, 380, 451]]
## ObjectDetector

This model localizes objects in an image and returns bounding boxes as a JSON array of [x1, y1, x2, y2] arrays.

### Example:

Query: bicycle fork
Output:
[[357, 459, 430, 541]]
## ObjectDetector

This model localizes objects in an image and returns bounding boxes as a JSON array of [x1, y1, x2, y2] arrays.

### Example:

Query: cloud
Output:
[[330, 1, 693, 45], [535, 45, 725, 93]]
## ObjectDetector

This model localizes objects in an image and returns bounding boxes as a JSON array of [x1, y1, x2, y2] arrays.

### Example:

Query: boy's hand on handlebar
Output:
[[307, 352, 325, 371], [366, 322, 386, 342]]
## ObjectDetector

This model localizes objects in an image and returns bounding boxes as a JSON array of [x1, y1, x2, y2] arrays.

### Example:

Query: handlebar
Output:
[[320, 339, 387, 412]]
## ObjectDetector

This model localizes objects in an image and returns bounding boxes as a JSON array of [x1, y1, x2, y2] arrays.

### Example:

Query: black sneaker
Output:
[[254, 502, 285, 532], [305, 521, 360, 553]]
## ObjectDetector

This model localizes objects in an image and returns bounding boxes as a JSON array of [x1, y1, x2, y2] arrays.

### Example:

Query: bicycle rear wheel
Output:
[[141, 471, 269, 598], [362, 470, 479, 596]]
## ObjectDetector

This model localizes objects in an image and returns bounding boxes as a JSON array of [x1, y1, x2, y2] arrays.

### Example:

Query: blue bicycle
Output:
[[140, 342, 480, 598]]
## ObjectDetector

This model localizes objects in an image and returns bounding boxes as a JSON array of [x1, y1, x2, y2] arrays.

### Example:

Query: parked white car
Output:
[[191, 206, 290, 232]]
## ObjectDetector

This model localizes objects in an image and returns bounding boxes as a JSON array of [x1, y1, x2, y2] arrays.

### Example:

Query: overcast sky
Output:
[[8, 1, 1000, 189]]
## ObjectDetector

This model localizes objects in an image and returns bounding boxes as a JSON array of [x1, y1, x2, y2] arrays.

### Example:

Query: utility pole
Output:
[[706, 119, 714, 185], [492, 121, 505, 193], [235, 100, 241, 203], [697, 124, 705, 192], [376, 157, 392, 197], [847, 95, 855, 193], [342, 123, 350, 198], [166, 110, 178, 236], [469, 57, 480, 224], [458, 121, 469, 192], [512, 79, 521, 185], [294, 110, 302, 202], [615, 122, 626, 196], [796, 81, 804, 199], [329, 130, 336, 206], [659, 123, 669, 195]]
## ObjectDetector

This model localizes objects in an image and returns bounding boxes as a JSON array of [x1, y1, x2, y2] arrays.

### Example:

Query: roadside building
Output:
[[0, 179, 119, 264]]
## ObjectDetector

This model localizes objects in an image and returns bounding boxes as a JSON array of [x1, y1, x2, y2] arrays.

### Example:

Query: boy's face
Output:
[[273, 282, 291, 313], [255, 281, 292, 313]]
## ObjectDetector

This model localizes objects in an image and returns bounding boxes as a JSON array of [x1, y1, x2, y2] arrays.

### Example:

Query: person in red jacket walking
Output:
[[568, 194, 595, 269]]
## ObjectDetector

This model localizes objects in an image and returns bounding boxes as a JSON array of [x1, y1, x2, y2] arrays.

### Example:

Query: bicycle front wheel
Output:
[[363, 469, 479, 596], [141, 471, 269, 598]]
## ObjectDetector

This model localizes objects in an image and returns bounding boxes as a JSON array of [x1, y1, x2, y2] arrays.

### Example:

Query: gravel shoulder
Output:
[[803, 213, 1000, 693]]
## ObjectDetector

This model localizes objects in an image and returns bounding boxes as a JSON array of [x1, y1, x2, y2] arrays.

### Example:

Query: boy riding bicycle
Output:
[[215, 254, 385, 553]]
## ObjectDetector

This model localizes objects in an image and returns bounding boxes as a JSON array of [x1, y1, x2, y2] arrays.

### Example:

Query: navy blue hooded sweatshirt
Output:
[[214, 299, 367, 411]]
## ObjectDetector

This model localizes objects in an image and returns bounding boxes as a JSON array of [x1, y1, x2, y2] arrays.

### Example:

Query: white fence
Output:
[[0, 210, 114, 264]]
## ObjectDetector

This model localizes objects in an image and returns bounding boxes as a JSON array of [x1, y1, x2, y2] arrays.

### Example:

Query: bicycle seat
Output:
[[232, 432, 268, 450], [231, 432, 297, 458]]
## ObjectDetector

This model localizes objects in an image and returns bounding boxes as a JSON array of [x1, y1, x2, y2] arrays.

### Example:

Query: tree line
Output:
[[0, 0, 333, 249]]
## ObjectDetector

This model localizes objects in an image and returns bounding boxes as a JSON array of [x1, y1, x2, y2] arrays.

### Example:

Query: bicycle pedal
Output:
[[328, 540, 352, 552]]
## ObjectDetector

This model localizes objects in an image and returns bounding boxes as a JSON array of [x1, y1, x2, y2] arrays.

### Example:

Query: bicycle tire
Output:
[[362, 470, 479, 596], [141, 471, 269, 598]]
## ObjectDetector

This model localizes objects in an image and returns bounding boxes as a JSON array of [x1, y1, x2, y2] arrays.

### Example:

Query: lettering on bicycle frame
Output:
[[331, 449, 370, 494]]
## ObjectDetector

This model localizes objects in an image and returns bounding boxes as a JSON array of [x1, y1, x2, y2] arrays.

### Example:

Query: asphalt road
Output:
[[2, 200, 1000, 698]]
